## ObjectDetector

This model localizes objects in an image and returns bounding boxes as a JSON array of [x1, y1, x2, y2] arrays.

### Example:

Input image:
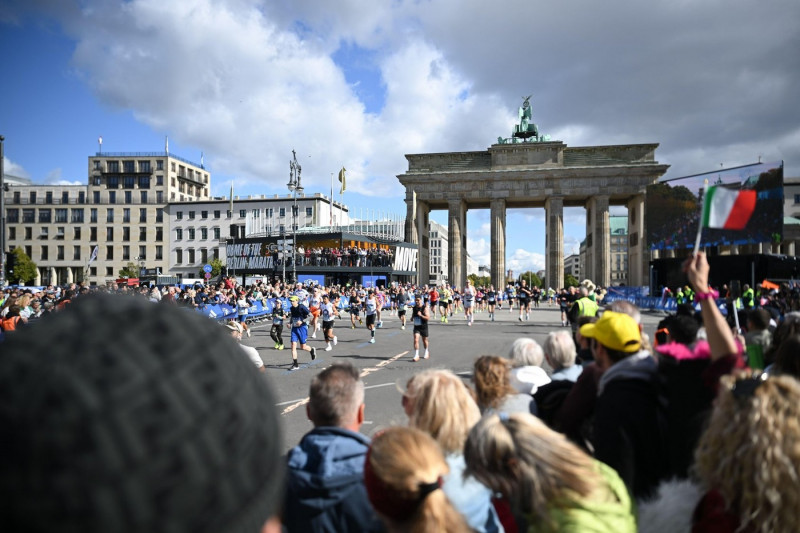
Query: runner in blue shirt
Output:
[[288, 296, 317, 371]]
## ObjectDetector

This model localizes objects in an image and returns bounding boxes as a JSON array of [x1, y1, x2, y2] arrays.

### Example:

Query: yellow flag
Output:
[[338, 167, 346, 194]]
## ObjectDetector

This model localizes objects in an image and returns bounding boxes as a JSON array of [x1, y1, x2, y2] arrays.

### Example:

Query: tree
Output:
[[119, 262, 139, 278], [6, 248, 38, 285], [517, 271, 542, 287], [467, 273, 491, 287], [198, 257, 225, 278], [564, 273, 580, 288]]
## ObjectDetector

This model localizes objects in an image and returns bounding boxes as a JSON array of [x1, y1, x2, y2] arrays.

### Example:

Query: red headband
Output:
[[363, 446, 443, 522]]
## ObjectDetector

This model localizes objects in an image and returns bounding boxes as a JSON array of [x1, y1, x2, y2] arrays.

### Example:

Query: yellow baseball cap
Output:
[[579, 311, 641, 353]]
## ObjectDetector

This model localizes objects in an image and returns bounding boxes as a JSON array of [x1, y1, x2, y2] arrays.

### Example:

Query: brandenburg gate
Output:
[[398, 106, 669, 290]]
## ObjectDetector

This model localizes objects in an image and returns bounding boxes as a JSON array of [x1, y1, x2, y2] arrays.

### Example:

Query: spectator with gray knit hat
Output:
[[0, 294, 285, 533]]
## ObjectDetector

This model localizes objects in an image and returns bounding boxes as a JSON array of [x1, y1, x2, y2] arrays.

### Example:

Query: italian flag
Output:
[[701, 185, 756, 230]]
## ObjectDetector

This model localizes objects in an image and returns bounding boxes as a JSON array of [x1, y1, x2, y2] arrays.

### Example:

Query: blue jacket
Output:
[[284, 427, 385, 533]]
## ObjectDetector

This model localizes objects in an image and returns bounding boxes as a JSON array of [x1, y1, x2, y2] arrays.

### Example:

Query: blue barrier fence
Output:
[[195, 297, 395, 322], [603, 293, 729, 316]]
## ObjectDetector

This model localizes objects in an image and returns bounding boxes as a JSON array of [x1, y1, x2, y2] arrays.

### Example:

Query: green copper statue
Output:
[[497, 95, 551, 144]]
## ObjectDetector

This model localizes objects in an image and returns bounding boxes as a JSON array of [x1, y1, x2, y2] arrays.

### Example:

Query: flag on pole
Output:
[[229, 184, 234, 216], [338, 167, 346, 194], [165, 136, 169, 153], [200, 151, 204, 168], [98, 136, 103, 145], [701, 185, 757, 230], [88, 246, 99, 266]]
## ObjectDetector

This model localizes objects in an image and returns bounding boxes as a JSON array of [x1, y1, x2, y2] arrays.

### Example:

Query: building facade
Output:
[[610, 215, 628, 285], [428, 220, 449, 285], [4, 151, 208, 285], [564, 253, 580, 280]]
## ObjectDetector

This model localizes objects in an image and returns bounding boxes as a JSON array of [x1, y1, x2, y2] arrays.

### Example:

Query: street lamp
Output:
[[287, 149, 303, 284], [135, 255, 145, 278]]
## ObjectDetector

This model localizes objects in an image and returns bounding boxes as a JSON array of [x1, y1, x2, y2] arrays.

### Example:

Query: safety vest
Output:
[[742, 288, 755, 308], [577, 297, 599, 317]]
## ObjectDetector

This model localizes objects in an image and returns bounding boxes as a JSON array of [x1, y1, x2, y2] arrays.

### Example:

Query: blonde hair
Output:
[[406, 369, 480, 454], [473, 355, 517, 410], [544, 330, 577, 371], [694, 372, 800, 533], [464, 413, 604, 525], [366, 427, 469, 533]]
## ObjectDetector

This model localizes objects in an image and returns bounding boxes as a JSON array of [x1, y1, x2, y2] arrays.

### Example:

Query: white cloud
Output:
[[467, 236, 489, 267], [507, 248, 545, 276], [3, 156, 30, 179]]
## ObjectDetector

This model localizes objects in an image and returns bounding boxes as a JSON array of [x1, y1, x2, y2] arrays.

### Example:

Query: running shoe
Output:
[[412, 355, 420, 362], [519, 316, 523, 321], [325, 345, 332, 351], [247, 329, 251, 338], [369, 337, 375, 344], [278, 344, 284, 350], [274, 342, 279, 349], [290, 360, 300, 371], [351, 325, 355, 329], [333, 336, 338, 345], [311, 332, 317, 339], [401, 325, 405, 330], [310, 347, 317, 360], [359, 318, 363, 325], [423, 352, 430, 359]]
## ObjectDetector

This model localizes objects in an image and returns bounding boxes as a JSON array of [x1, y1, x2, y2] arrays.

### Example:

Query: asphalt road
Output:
[[240, 303, 664, 453]]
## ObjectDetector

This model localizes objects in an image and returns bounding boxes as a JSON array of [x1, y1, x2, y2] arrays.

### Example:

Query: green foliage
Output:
[[468, 273, 491, 287], [517, 271, 542, 287], [199, 257, 225, 278], [119, 262, 139, 278], [564, 273, 580, 288], [7, 248, 38, 285]]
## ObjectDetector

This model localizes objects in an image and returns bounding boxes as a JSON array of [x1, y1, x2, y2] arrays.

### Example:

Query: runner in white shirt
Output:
[[463, 281, 476, 326], [320, 294, 339, 351], [365, 290, 378, 343]]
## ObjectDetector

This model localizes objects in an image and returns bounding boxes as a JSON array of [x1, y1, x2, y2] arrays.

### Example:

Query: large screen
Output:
[[646, 161, 784, 250]]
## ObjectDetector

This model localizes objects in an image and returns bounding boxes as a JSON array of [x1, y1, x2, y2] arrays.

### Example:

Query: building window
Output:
[[7, 209, 19, 223], [123, 208, 130, 223], [156, 191, 163, 203], [71, 208, 84, 223], [139, 246, 146, 260], [213, 248, 219, 260], [93, 191, 100, 204], [306, 207, 313, 217], [124, 176, 135, 189], [156, 175, 164, 186], [41, 246, 48, 260], [140, 191, 148, 203], [188, 249, 195, 264], [109, 191, 117, 204], [90, 227, 97, 241], [200, 249, 208, 264], [45, 191, 53, 204], [156, 227, 163, 241], [39, 209, 51, 223], [93, 177, 101, 186], [25, 246, 32, 258], [188, 211, 195, 219], [176, 211, 183, 220], [29, 191, 36, 203], [123, 227, 130, 242], [239, 209, 246, 218], [213, 227, 220, 240], [106, 246, 113, 260], [157, 160, 164, 171], [73, 246, 80, 260], [13, 191, 20, 203], [175, 248, 184, 264], [140, 208, 147, 223], [156, 245, 163, 260], [279, 224, 285, 234], [188, 228, 195, 240], [108, 176, 119, 188], [201, 228, 208, 240], [156, 208, 163, 222], [123, 245, 130, 260], [9, 227, 16, 240], [54, 208, 66, 223], [106, 267, 113, 276], [107, 209, 114, 223], [201, 210, 208, 219], [93, 160, 101, 170], [125, 191, 132, 204], [90, 208, 97, 223], [214, 210, 220, 219], [139, 228, 147, 241], [62, 191, 69, 203], [106, 227, 114, 241], [90, 266, 97, 276], [139, 162, 151, 174], [55, 227, 65, 240], [123, 161, 135, 173], [279, 207, 286, 217], [78, 191, 85, 204], [176, 228, 182, 240]]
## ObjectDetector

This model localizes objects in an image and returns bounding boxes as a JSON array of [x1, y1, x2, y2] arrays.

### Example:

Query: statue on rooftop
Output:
[[497, 95, 551, 144]]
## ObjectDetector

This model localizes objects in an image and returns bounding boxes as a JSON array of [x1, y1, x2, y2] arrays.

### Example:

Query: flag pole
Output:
[[692, 179, 709, 256], [330, 172, 334, 227]]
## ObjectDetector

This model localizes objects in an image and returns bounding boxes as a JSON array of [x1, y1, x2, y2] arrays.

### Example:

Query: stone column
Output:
[[448, 199, 466, 289], [584, 200, 595, 282], [545, 197, 564, 290], [34, 267, 42, 286], [627, 195, 645, 286], [66, 266, 74, 285], [586, 195, 610, 287], [50, 267, 57, 286], [404, 189, 418, 244], [490, 199, 506, 290], [416, 201, 430, 285]]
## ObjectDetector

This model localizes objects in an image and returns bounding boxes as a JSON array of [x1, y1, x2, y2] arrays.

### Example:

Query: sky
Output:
[[2, 0, 799, 276]]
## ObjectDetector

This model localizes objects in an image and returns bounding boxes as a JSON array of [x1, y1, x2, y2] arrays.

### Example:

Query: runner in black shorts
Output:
[[396, 287, 410, 330], [517, 280, 532, 321], [411, 293, 430, 362]]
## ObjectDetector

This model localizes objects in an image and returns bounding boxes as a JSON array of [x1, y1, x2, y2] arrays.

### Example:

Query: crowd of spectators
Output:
[[3, 251, 800, 532]]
